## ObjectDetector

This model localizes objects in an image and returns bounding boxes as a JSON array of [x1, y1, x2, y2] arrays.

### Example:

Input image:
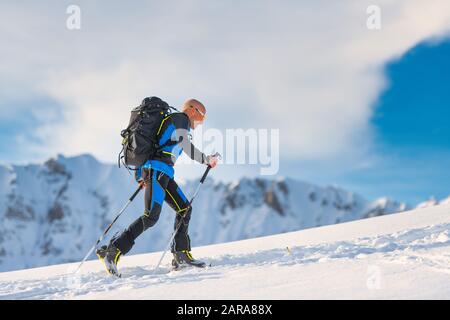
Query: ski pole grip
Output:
[[200, 165, 212, 184], [129, 183, 144, 201]]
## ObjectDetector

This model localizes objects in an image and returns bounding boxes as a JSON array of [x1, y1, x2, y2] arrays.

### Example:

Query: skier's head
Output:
[[182, 98, 206, 129]]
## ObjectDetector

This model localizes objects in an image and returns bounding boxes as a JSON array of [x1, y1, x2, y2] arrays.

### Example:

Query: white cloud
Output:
[[1, 0, 450, 171]]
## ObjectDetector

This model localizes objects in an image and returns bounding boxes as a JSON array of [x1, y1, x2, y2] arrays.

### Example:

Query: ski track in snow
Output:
[[1, 222, 450, 300]]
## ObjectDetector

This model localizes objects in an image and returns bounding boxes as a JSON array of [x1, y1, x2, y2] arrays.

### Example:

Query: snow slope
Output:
[[0, 154, 409, 272], [1, 202, 450, 300]]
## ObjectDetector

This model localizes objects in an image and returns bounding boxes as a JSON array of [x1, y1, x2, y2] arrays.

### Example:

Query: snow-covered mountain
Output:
[[0, 154, 425, 272], [1, 201, 450, 299]]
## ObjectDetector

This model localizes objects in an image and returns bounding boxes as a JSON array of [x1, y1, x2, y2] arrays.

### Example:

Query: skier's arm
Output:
[[178, 129, 207, 164]]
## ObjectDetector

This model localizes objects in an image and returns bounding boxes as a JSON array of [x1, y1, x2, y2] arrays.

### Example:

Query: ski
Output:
[[171, 262, 212, 272]]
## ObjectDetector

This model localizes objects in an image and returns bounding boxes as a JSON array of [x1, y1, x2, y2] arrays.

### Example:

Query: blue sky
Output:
[[290, 40, 450, 205], [0, 1, 450, 206], [374, 40, 450, 149], [330, 40, 450, 205], [272, 39, 450, 205], [370, 40, 450, 204]]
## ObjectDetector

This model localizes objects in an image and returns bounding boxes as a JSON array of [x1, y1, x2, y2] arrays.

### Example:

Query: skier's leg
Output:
[[164, 179, 205, 268], [164, 178, 192, 253], [112, 169, 169, 255]]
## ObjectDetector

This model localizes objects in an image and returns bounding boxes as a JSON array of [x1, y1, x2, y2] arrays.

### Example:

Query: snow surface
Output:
[[1, 202, 450, 300]]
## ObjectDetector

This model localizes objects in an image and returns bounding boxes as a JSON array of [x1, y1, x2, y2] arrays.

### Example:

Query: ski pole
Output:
[[74, 181, 145, 274], [153, 164, 213, 273]]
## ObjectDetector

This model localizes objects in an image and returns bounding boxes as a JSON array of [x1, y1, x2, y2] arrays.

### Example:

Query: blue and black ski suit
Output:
[[112, 112, 207, 255]]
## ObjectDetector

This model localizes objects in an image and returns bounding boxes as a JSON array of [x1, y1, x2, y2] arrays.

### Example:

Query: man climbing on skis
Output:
[[97, 98, 219, 276]]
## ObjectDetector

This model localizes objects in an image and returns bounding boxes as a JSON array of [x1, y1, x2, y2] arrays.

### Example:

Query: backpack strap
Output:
[[153, 113, 179, 156]]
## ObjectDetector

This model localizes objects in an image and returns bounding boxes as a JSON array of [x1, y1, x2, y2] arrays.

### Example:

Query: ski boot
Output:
[[96, 243, 122, 277], [172, 250, 206, 270]]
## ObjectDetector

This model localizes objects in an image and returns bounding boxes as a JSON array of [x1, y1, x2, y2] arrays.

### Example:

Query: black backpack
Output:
[[118, 97, 177, 169]]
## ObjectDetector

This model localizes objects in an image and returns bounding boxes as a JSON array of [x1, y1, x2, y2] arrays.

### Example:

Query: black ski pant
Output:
[[112, 168, 192, 255]]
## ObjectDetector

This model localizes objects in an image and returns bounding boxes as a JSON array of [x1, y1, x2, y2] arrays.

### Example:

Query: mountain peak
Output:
[[440, 196, 450, 206], [417, 197, 440, 209], [55, 153, 99, 164]]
